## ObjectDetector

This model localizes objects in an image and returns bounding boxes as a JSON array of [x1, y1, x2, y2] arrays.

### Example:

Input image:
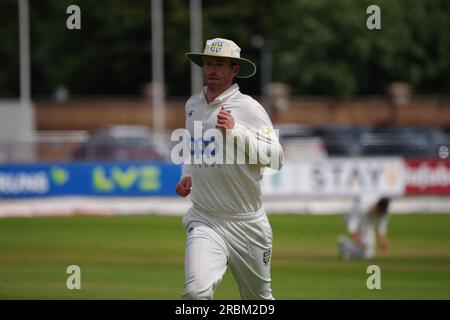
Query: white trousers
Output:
[[182, 206, 274, 300]]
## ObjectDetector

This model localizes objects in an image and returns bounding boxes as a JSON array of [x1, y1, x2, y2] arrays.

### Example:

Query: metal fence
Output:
[[0, 131, 88, 163]]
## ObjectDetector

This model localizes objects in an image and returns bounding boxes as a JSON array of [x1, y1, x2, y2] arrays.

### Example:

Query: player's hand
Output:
[[216, 106, 235, 130], [176, 177, 192, 197]]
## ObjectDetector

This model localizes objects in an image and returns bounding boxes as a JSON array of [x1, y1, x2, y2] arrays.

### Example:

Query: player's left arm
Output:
[[216, 106, 284, 170], [377, 214, 390, 251]]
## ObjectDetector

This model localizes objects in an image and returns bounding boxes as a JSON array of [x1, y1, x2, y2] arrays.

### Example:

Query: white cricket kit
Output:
[[180, 84, 284, 300], [339, 194, 389, 259]]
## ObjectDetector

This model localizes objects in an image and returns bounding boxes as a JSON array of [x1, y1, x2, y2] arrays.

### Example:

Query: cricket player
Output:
[[175, 38, 284, 300], [337, 195, 391, 260]]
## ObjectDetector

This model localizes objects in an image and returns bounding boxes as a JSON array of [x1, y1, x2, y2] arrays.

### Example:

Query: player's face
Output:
[[203, 57, 240, 93]]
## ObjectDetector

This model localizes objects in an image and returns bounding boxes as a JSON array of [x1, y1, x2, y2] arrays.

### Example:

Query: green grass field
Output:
[[0, 213, 449, 299]]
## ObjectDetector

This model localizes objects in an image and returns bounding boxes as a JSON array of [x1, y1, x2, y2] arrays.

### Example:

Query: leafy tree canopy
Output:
[[0, 0, 449, 98]]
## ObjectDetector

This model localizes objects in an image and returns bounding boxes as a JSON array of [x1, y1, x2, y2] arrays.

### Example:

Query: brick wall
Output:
[[35, 97, 450, 131]]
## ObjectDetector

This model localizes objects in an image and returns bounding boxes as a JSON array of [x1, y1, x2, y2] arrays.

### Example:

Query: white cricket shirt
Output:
[[180, 83, 284, 216], [346, 194, 390, 243]]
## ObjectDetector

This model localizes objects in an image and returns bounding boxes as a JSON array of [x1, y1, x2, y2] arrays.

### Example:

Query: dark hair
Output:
[[375, 197, 390, 215]]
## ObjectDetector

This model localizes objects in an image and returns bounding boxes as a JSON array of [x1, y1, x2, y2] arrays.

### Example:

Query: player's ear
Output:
[[231, 63, 240, 77]]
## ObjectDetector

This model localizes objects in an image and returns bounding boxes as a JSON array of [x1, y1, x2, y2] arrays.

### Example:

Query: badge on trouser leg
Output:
[[229, 244, 274, 300]]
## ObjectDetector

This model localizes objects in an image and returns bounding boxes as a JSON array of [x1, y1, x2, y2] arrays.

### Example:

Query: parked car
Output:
[[310, 124, 369, 156], [277, 123, 370, 158], [360, 125, 450, 158], [72, 125, 170, 161], [277, 124, 327, 159]]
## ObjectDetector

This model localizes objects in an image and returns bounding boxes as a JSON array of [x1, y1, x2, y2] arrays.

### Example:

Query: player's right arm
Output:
[[346, 196, 364, 245], [176, 99, 194, 197]]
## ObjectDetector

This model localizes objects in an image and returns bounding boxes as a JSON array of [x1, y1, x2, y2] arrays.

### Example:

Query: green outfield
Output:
[[0, 213, 449, 299]]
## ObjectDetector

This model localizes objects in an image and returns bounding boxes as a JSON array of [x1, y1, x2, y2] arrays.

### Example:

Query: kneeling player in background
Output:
[[338, 195, 391, 260]]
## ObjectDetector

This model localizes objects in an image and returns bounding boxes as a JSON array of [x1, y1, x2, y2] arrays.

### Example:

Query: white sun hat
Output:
[[186, 38, 257, 78]]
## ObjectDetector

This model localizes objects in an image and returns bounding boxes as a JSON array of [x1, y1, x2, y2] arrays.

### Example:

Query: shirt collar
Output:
[[202, 83, 239, 106]]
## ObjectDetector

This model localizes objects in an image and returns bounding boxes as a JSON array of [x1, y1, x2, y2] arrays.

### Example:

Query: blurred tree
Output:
[[274, 0, 450, 96], [0, 0, 449, 98], [202, 0, 282, 95], [30, 0, 151, 97]]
